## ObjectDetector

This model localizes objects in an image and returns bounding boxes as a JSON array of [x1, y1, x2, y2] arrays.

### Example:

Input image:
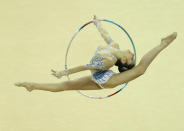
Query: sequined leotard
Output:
[[85, 47, 117, 88]]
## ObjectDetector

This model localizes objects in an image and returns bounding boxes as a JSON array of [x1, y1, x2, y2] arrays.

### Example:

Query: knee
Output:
[[137, 63, 146, 75], [51, 82, 67, 92], [60, 81, 76, 91]]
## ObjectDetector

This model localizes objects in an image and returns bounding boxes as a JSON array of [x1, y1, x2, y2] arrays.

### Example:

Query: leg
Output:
[[106, 32, 177, 88], [14, 76, 104, 92]]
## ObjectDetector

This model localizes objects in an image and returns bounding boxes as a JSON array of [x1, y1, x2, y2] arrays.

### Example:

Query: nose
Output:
[[131, 56, 135, 64]]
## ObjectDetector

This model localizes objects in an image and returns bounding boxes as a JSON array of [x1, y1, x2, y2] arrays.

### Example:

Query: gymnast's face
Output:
[[121, 49, 135, 65]]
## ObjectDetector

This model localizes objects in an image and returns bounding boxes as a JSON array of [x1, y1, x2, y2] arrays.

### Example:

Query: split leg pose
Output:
[[15, 15, 177, 93]]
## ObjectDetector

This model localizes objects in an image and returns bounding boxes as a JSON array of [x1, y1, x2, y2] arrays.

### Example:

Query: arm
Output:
[[93, 15, 120, 49], [66, 58, 114, 75], [51, 58, 115, 78], [51, 66, 87, 78], [97, 23, 113, 44]]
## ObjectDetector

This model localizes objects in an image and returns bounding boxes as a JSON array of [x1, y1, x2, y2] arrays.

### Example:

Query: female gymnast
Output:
[[15, 15, 177, 92]]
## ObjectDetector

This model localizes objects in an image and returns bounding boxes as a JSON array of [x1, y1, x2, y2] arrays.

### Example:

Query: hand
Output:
[[93, 15, 100, 27], [93, 15, 97, 20], [51, 69, 63, 79]]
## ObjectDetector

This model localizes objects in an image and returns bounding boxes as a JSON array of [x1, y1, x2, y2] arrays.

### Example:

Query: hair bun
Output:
[[115, 59, 122, 66], [118, 66, 128, 72], [115, 59, 135, 73]]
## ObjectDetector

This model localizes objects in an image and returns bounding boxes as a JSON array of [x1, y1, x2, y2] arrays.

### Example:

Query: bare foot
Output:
[[161, 32, 177, 48], [14, 82, 34, 92]]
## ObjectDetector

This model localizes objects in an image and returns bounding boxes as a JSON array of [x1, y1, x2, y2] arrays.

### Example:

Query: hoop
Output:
[[65, 19, 137, 99]]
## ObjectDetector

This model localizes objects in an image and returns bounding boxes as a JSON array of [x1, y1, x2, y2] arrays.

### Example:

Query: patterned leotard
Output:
[[85, 48, 117, 88]]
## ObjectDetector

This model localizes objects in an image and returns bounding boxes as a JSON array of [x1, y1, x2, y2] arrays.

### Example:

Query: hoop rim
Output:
[[65, 19, 137, 99]]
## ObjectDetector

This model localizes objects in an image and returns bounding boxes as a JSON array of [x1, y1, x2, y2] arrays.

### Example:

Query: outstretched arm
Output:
[[51, 66, 88, 78], [51, 58, 114, 78], [95, 22, 113, 44], [93, 15, 120, 49]]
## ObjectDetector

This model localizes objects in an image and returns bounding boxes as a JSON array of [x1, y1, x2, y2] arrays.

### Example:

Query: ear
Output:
[[121, 56, 127, 64]]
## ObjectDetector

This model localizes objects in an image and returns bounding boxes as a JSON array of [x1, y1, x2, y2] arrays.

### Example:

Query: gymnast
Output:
[[15, 15, 177, 92]]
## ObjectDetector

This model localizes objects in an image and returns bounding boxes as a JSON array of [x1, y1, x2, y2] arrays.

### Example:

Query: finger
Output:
[[51, 69, 56, 73], [51, 73, 57, 77], [93, 15, 96, 19], [54, 74, 57, 77], [51, 73, 55, 76], [51, 69, 56, 72], [51, 73, 54, 76]]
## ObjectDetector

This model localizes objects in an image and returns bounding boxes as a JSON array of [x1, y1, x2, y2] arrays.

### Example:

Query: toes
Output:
[[14, 82, 33, 92], [169, 32, 177, 38], [15, 82, 23, 87], [162, 32, 177, 44], [173, 32, 177, 35], [15, 82, 28, 87], [173, 32, 177, 38], [25, 87, 33, 92], [169, 32, 177, 39]]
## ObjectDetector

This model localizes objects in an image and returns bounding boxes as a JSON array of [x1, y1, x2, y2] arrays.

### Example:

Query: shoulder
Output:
[[109, 42, 120, 49]]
